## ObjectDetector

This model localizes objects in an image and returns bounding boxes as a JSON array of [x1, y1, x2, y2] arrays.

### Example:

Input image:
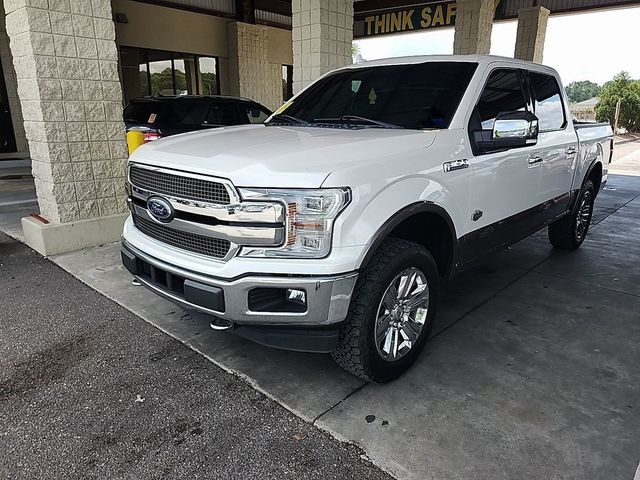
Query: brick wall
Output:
[[292, 0, 353, 93], [227, 22, 285, 111], [453, 0, 494, 55], [514, 6, 549, 64], [3, 0, 128, 224]]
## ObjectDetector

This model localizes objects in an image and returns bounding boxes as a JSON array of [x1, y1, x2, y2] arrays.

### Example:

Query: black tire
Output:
[[331, 238, 439, 383], [548, 179, 595, 250]]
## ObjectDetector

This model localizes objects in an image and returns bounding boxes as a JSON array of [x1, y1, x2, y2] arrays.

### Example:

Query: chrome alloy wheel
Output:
[[374, 267, 430, 361], [575, 190, 593, 241]]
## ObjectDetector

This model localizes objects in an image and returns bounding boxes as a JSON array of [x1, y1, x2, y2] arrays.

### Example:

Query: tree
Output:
[[595, 71, 640, 132], [565, 80, 601, 104]]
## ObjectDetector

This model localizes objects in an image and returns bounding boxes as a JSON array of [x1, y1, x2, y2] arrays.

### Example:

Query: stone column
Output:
[[514, 6, 550, 64], [3, 0, 128, 255], [291, 0, 353, 94], [453, 0, 494, 55], [227, 21, 282, 111]]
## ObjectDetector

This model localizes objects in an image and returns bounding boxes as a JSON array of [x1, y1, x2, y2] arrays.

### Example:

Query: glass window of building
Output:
[[199, 57, 218, 95], [120, 47, 220, 103]]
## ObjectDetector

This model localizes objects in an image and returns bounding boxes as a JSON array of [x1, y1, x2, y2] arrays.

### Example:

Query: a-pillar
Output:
[[292, 0, 353, 94], [453, 0, 494, 55], [514, 6, 550, 64], [3, 0, 129, 255]]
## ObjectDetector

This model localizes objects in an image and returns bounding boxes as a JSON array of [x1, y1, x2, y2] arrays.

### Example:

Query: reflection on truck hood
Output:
[[129, 124, 438, 188]]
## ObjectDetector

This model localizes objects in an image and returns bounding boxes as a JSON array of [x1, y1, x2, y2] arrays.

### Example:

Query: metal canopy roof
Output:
[[130, 0, 640, 35]]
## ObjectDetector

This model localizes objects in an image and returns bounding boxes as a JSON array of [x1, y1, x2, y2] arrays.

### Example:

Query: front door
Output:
[[0, 56, 17, 154], [463, 67, 545, 262]]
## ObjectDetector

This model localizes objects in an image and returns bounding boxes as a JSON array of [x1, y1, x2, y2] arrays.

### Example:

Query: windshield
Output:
[[271, 62, 477, 130]]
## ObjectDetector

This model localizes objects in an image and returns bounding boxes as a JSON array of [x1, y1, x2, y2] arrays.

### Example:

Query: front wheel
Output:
[[331, 238, 439, 383], [548, 179, 595, 250]]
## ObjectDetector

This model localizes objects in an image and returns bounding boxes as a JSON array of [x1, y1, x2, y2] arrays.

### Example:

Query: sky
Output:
[[353, 6, 640, 86]]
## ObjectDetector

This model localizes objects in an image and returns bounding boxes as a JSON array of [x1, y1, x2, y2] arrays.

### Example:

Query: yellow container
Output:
[[127, 130, 145, 155]]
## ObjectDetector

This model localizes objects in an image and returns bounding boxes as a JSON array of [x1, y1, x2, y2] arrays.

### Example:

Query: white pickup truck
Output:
[[122, 55, 612, 382]]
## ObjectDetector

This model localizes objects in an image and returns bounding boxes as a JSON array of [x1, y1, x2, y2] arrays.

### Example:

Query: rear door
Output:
[[527, 70, 577, 219]]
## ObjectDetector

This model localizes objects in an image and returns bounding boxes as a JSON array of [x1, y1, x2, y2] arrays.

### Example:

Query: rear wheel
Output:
[[548, 179, 595, 250], [331, 238, 439, 383]]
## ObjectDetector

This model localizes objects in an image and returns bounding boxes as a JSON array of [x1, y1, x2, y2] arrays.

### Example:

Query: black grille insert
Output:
[[133, 215, 231, 259], [130, 166, 231, 205]]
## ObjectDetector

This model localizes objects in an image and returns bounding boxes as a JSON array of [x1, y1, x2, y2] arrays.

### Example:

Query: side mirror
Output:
[[250, 108, 261, 118], [493, 111, 539, 145], [473, 111, 539, 154]]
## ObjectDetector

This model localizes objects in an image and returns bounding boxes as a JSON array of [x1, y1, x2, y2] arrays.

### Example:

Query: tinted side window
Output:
[[529, 72, 565, 131], [204, 103, 242, 126], [476, 69, 527, 130], [123, 101, 204, 126]]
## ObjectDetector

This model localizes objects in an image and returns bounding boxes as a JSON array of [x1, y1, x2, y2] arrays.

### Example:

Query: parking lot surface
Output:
[[0, 233, 391, 480]]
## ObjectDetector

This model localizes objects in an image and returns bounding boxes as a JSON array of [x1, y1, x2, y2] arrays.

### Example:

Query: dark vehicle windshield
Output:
[[270, 62, 477, 130], [123, 100, 205, 126]]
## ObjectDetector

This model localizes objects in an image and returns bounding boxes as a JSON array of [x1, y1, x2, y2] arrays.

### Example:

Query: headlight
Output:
[[238, 187, 351, 259]]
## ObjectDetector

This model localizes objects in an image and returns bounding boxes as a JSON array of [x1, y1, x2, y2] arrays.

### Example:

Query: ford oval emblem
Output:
[[147, 196, 174, 223]]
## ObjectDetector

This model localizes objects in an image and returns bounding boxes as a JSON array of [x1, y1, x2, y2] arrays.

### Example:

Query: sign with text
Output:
[[354, 0, 505, 38]]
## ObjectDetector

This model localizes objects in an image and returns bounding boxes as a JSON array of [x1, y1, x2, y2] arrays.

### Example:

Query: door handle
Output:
[[527, 154, 543, 167], [566, 146, 577, 156], [443, 159, 469, 173]]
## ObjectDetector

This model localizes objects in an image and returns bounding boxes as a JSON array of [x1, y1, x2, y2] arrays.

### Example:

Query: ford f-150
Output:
[[121, 55, 613, 382]]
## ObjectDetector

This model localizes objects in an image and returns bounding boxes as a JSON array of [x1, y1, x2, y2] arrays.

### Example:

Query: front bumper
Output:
[[121, 240, 358, 327]]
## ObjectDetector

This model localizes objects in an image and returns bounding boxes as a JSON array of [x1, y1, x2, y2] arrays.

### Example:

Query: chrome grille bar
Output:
[[130, 164, 232, 205], [133, 215, 231, 259]]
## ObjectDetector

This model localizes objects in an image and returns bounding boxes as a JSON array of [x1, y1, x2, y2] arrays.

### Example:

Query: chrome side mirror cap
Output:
[[492, 111, 539, 143]]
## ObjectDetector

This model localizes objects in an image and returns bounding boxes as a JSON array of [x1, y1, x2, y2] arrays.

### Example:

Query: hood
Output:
[[130, 124, 438, 188]]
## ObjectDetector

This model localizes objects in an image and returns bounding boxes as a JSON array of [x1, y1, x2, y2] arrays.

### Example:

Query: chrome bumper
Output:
[[121, 240, 358, 326]]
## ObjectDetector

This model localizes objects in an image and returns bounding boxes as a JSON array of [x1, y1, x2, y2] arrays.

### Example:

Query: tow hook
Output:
[[210, 317, 234, 331]]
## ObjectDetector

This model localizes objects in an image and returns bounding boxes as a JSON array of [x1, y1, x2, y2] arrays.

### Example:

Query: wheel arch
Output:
[[586, 159, 603, 195], [358, 202, 459, 280]]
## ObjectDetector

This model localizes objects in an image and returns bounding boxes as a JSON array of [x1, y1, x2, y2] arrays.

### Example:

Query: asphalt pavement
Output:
[[0, 233, 391, 480]]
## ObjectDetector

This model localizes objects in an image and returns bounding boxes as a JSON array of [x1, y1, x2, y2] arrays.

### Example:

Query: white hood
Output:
[[130, 124, 438, 188]]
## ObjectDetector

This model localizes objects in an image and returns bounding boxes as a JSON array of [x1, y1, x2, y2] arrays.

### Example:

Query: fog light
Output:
[[287, 288, 306, 305]]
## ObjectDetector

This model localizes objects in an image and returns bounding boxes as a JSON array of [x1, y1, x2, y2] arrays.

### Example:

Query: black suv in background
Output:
[[124, 95, 273, 144]]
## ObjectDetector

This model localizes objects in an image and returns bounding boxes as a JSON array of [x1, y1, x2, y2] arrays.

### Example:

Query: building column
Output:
[[292, 0, 353, 94], [453, 0, 494, 55], [3, 0, 128, 255], [227, 21, 285, 111], [514, 6, 550, 64]]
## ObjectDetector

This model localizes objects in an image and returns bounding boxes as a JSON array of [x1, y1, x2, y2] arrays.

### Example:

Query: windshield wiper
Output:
[[313, 115, 403, 129], [266, 114, 308, 126]]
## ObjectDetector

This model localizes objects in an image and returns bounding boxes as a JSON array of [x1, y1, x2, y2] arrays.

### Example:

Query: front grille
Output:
[[130, 166, 231, 205], [133, 215, 231, 259]]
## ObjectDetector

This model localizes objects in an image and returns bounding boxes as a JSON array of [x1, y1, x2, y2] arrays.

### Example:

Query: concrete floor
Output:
[[1, 149, 640, 479]]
